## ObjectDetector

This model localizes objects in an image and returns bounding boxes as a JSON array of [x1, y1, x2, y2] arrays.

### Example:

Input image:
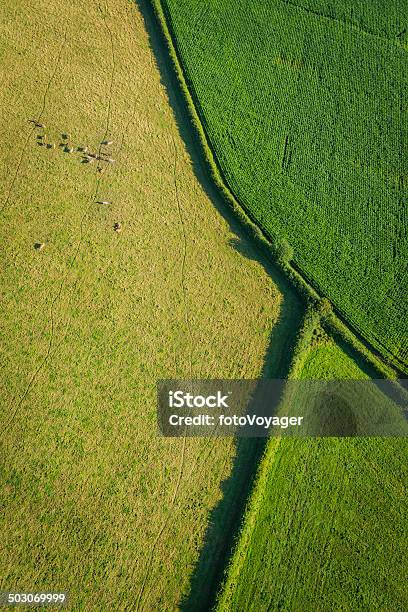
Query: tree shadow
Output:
[[136, 1, 305, 609], [177, 332, 299, 612]]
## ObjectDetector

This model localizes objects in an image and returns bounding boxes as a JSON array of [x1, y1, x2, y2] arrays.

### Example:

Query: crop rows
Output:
[[217, 340, 408, 611], [161, 0, 408, 370]]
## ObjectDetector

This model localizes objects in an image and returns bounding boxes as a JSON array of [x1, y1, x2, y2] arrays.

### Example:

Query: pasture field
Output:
[[158, 0, 408, 371], [0, 0, 293, 608], [218, 340, 408, 611]]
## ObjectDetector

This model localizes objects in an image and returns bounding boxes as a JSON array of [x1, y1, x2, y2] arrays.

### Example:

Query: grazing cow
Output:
[[29, 120, 45, 128]]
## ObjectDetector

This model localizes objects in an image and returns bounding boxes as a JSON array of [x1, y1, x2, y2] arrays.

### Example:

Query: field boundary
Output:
[[214, 305, 408, 610], [214, 308, 314, 610], [216, 436, 282, 612], [150, 0, 405, 379]]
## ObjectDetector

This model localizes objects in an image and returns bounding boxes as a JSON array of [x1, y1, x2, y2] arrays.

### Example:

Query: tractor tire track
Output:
[[135, 135, 194, 612], [281, 0, 407, 50], [97, 0, 116, 150], [172, 134, 194, 380], [0, 28, 68, 218], [2, 2, 118, 436], [1, 177, 99, 437]]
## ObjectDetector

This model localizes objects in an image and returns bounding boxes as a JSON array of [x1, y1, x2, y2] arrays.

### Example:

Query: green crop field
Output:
[[1, 0, 407, 609], [218, 339, 408, 611], [0, 1, 297, 608], [157, 0, 408, 371]]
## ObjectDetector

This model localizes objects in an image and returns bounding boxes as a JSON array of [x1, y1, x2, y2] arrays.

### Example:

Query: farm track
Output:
[[97, 1, 116, 163], [136, 133, 193, 612], [0, 29, 68, 218], [281, 0, 407, 50], [172, 134, 194, 379]]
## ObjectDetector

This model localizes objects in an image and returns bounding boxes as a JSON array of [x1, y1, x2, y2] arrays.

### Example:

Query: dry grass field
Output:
[[0, 1, 299, 608]]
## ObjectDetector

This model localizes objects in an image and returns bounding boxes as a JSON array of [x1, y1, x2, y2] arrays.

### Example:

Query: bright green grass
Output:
[[159, 0, 408, 370], [300, 340, 368, 379], [217, 340, 408, 611]]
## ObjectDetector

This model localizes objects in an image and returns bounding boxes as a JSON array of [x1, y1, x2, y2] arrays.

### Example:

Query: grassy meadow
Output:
[[0, 1, 297, 608], [218, 340, 408, 611], [1, 0, 406, 610], [158, 0, 408, 371]]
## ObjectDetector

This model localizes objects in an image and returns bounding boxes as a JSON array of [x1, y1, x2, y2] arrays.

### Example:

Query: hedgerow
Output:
[[155, 0, 408, 373]]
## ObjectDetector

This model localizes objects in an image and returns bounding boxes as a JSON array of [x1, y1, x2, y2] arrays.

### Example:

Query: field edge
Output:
[[149, 0, 405, 379]]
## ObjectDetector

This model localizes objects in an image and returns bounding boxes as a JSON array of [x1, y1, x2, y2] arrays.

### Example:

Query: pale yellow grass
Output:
[[0, 0, 281, 609]]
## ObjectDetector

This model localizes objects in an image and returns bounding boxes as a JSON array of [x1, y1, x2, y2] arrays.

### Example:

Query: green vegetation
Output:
[[158, 0, 408, 371], [218, 340, 408, 611], [0, 1, 293, 608], [1, 0, 406, 609]]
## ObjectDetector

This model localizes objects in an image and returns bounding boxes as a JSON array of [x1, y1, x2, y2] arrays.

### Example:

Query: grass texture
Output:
[[0, 1, 285, 608], [217, 339, 408, 611], [158, 0, 408, 371]]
